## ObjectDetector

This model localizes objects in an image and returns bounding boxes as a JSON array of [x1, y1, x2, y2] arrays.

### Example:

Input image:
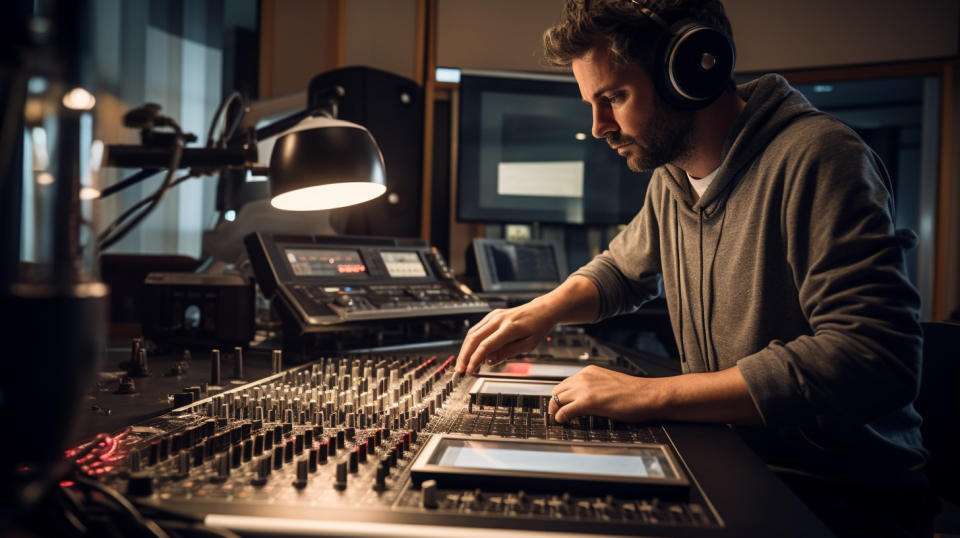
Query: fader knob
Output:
[[177, 451, 190, 477], [421, 480, 440, 509], [271, 349, 282, 373], [210, 349, 222, 386], [116, 376, 137, 394], [126, 473, 153, 497], [251, 456, 270, 486], [233, 346, 244, 379], [133, 349, 150, 377], [293, 459, 308, 489], [373, 464, 387, 491], [210, 455, 230, 483], [273, 446, 283, 469], [334, 462, 348, 490], [309, 448, 318, 472], [128, 450, 142, 472]]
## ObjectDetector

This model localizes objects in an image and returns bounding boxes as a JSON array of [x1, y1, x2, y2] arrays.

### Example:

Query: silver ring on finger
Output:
[[553, 394, 564, 408]]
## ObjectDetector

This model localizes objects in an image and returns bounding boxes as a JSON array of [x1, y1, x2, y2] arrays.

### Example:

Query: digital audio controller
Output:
[[66, 330, 832, 537]]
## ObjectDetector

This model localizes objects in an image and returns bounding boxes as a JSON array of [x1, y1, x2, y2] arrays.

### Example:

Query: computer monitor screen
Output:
[[457, 72, 650, 225], [472, 238, 566, 292]]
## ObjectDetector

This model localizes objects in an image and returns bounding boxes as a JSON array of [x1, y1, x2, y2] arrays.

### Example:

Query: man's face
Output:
[[572, 47, 695, 172]]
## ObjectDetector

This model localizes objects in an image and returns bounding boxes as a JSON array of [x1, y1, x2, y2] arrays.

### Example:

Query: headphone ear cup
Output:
[[656, 21, 736, 109]]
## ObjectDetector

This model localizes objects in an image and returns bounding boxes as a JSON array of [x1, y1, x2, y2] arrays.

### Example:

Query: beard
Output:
[[606, 96, 696, 172]]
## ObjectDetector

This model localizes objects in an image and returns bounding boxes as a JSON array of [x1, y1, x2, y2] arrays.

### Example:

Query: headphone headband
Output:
[[630, 1, 669, 28]]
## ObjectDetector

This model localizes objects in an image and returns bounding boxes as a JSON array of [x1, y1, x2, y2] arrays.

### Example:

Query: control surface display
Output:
[[286, 248, 367, 277], [429, 438, 672, 479], [380, 251, 428, 278], [475, 379, 557, 397], [485, 361, 586, 378]]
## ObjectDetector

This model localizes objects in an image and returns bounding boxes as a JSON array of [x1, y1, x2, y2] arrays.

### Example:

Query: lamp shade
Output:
[[267, 116, 386, 211]]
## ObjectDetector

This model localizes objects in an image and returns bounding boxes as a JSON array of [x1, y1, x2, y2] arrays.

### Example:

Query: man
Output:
[[455, 1, 935, 536]]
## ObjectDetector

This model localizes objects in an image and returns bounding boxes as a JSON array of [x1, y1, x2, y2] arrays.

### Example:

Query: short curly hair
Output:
[[543, 0, 735, 74]]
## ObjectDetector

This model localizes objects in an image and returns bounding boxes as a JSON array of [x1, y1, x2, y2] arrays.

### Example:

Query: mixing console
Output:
[[63, 330, 831, 537]]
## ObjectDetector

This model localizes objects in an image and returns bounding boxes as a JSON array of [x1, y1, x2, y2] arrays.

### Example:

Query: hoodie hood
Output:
[[661, 74, 823, 213]]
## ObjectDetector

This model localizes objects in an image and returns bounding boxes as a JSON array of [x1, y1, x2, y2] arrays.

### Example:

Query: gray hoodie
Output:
[[574, 74, 926, 483]]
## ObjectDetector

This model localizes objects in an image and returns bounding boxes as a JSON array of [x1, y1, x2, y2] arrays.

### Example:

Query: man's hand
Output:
[[547, 365, 662, 423], [455, 275, 601, 376], [455, 303, 558, 375], [547, 365, 764, 426]]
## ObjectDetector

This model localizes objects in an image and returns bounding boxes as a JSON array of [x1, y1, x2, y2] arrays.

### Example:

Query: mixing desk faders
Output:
[[65, 330, 832, 537]]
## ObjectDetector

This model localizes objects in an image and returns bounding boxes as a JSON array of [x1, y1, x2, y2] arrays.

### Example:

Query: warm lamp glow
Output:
[[80, 187, 101, 200], [270, 182, 386, 211], [62, 87, 96, 110]]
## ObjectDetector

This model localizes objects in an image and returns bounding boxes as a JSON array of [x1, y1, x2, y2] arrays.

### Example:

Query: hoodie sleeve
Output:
[[570, 174, 664, 321], [736, 122, 923, 427]]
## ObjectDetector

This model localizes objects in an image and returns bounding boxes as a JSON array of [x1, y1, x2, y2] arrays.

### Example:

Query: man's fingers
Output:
[[490, 336, 538, 365], [554, 396, 588, 424], [467, 323, 525, 374], [456, 316, 501, 373], [547, 390, 564, 416]]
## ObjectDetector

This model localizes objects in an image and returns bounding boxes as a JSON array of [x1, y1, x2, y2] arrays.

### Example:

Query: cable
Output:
[[98, 168, 161, 199], [97, 171, 195, 247], [97, 139, 186, 251], [98, 171, 195, 251], [205, 91, 243, 148], [72, 476, 170, 538], [55, 487, 90, 535]]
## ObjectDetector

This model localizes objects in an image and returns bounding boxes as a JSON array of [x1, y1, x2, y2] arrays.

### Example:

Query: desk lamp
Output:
[[261, 115, 386, 211], [98, 87, 387, 249]]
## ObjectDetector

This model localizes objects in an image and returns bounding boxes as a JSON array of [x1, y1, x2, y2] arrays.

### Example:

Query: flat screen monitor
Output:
[[457, 71, 650, 225], [473, 238, 566, 293]]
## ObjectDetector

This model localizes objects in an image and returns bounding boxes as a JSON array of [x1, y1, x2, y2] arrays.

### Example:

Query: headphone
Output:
[[630, 0, 736, 109]]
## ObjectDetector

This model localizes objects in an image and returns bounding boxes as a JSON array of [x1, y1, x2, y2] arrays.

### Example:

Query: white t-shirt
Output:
[[687, 167, 719, 200]]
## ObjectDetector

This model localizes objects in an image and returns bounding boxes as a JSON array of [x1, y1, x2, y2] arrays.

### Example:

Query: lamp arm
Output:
[[253, 84, 346, 141], [252, 110, 310, 141]]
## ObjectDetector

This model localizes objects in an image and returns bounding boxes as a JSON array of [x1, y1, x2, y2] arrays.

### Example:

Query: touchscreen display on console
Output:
[[286, 248, 368, 277], [411, 435, 690, 495], [475, 380, 556, 397], [484, 361, 586, 378], [380, 251, 428, 278], [427, 438, 675, 479]]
